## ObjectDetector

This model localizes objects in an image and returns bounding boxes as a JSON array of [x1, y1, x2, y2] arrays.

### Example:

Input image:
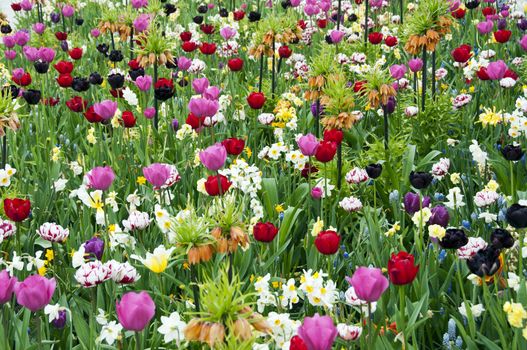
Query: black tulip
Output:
[[366, 163, 383, 179], [501, 144, 524, 161], [281, 0, 292, 9], [193, 15, 204, 24], [349, 14, 358, 22], [1, 24, 12, 34], [1, 85, 19, 99], [197, 5, 208, 13], [439, 228, 468, 249], [518, 19, 527, 31], [97, 44, 109, 55], [109, 50, 124, 62], [465, 0, 480, 9], [164, 4, 177, 15], [72, 77, 90, 92], [467, 246, 501, 277], [89, 72, 104, 85], [178, 79, 188, 87], [107, 73, 125, 90], [33, 60, 50, 74], [219, 8, 228, 17], [505, 204, 527, 228], [324, 35, 333, 44], [490, 228, 514, 249], [22, 89, 41, 105], [248, 11, 261, 22], [166, 60, 178, 69], [409, 171, 433, 189], [154, 86, 174, 101], [129, 68, 145, 81], [75, 18, 84, 26]]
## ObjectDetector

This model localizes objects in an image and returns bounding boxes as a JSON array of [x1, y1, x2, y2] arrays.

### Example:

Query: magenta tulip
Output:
[[188, 98, 219, 117], [133, 14, 151, 33], [93, 100, 118, 120], [297, 313, 338, 350], [346, 266, 389, 302], [144, 107, 156, 119], [477, 21, 493, 35], [15, 275, 56, 312], [408, 58, 423, 72], [389, 64, 407, 80], [135, 75, 152, 91], [116, 291, 156, 331], [329, 30, 345, 44], [86, 166, 116, 191], [192, 77, 210, 94], [520, 35, 527, 51], [0, 270, 17, 304], [297, 133, 319, 156], [38, 47, 56, 63], [143, 163, 171, 187], [199, 143, 227, 171], [486, 60, 507, 80]]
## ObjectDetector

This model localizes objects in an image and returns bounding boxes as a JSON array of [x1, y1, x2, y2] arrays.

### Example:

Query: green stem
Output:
[[398, 286, 407, 348], [135, 331, 142, 350]]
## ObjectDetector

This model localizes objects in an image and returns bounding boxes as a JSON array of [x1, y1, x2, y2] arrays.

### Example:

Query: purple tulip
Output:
[[14, 31, 30, 47], [3, 36, 15, 49], [192, 77, 210, 94], [144, 107, 156, 119], [38, 47, 56, 63], [403, 192, 430, 215], [520, 35, 527, 51], [52, 310, 67, 329], [143, 163, 171, 187], [477, 21, 494, 35], [486, 60, 507, 80], [429, 205, 450, 227], [311, 102, 324, 117], [188, 98, 219, 117], [60, 41, 69, 52], [86, 166, 116, 191], [21, 0, 33, 11], [346, 267, 389, 302], [50, 13, 61, 24], [297, 133, 319, 156], [131, 0, 149, 8], [135, 75, 152, 91], [4, 50, 16, 60], [93, 100, 118, 120], [220, 26, 237, 40], [23, 46, 39, 62], [297, 314, 337, 350], [15, 275, 56, 312], [133, 14, 151, 33], [33, 23, 46, 35], [384, 96, 396, 114], [518, 19, 527, 31], [84, 237, 105, 260], [116, 291, 156, 331], [61, 5, 75, 17], [408, 58, 423, 72], [171, 118, 179, 131], [329, 30, 345, 44], [199, 143, 227, 171], [0, 270, 17, 304], [497, 19, 507, 30]]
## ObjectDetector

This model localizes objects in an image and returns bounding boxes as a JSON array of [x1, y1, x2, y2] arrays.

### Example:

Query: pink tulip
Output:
[[297, 133, 319, 156], [389, 64, 407, 80], [14, 31, 30, 46], [93, 100, 118, 120], [486, 60, 507, 80], [15, 275, 56, 312], [408, 58, 423, 72], [346, 266, 389, 302], [144, 107, 156, 119], [297, 314, 338, 350], [199, 143, 227, 171], [4, 50, 16, 60], [520, 35, 527, 51], [192, 77, 210, 94], [188, 98, 219, 117], [131, 0, 149, 8], [33, 23, 46, 35], [135, 75, 153, 91], [220, 26, 237, 40], [330, 30, 345, 44], [477, 21, 493, 35], [0, 270, 17, 304], [20, 0, 33, 11], [116, 291, 156, 331], [86, 166, 116, 191], [133, 14, 151, 33], [23, 46, 39, 61], [203, 86, 220, 100], [91, 29, 101, 38], [177, 57, 192, 71], [38, 47, 56, 63], [3, 36, 15, 49], [143, 163, 171, 187]]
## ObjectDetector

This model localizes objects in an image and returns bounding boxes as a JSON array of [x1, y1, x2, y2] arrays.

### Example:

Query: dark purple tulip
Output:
[[171, 118, 179, 131], [429, 205, 449, 227], [60, 41, 69, 52], [497, 19, 507, 30], [403, 192, 430, 215], [52, 310, 67, 329], [518, 19, 527, 31], [311, 102, 324, 118], [84, 237, 104, 260], [50, 13, 61, 23], [384, 96, 396, 114]]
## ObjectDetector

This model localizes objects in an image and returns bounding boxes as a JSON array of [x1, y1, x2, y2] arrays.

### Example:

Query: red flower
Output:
[[323, 129, 343, 145], [368, 32, 383, 44], [481, 6, 496, 16], [476, 67, 490, 80], [317, 19, 327, 29], [55, 32, 68, 41], [384, 36, 398, 47], [353, 80, 367, 94], [56, 74, 73, 88], [4, 198, 30, 222], [128, 59, 141, 70], [227, 58, 244, 71], [121, 111, 136, 128], [354, 0, 363, 4], [204, 175, 232, 196], [297, 20, 307, 30], [110, 89, 123, 98], [290, 336, 308, 350], [180, 31, 192, 42], [13, 73, 31, 86], [494, 30, 511, 43], [200, 24, 215, 35], [68, 48, 83, 60], [387, 251, 419, 285], [199, 42, 217, 55], [42, 97, 60, 106], [452, 8, 466, 19], [186, 112, 205, 129], [221, 138, 245, 155], [154, 78, 174, 90], [233, 10, 245, 21], [278, 45, 292, 59], [314, 141, 337, 162], [11, 3, 22, 11], [247, 92, 266, 109], [505, 69, 518, 80], [66, 96, 88, 113], [253, 222, 279, 242], [451, 45, 471, 63], [314, 230, 341, 255], [301, 163, 318, 178], [84, 105, 103, 123], [54, 61, 74, 74], [182, 41, 198, 52]]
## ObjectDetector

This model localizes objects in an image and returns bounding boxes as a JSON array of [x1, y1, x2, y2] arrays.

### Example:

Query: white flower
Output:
[[457, 237, 487, 260], [444, 187, 465, 209], [404, 106, 418, 117], [337, 323, 362, 341], [458, 302, 485, 318], [500, 77, 516, 88], [0, 220, 16, 244], [0, 170, 11, 187], [98, 321, 122, 345], [53, 178, 68, 191], [474, 189, 499, 207], [36, 222, 69, 243], [96, 308, 108, 325], [69, 161, 83, 175], [122, 211, 151, 231], [345, 167, 369, 184], [431, 158, 450, 180], [339, 196, 363, 212], [74, 261, 111, 288], [44, 303, 67, 323], [122, 87, 138, 106], [112, 261, 140, 284], [158, 312, 187, 344]]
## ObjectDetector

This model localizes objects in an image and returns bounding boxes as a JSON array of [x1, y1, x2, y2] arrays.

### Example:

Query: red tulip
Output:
[[4, 198, 30, 222], [297, 20, 307, 30], [66, 96, 88, 113], [247, 92, 266, 109], [353, 80, 367, 94], [227, 58, 244, 71], [84, 105, 103, 123], [494, 30, 511, 43], [110, 89, 123, 98], [476, 66, 490, 80], [451, 45, 471, 63], [452, 8, 466, 19], [68, 48, 83, 60], [314, 141, 337, 162], [11, 3, 22, 11], [368, 32, 383, 45], [387, 251, 419, 285], [54, 61, 73, 74], [253, 222, 279, 242], [121, 111, 136, 128], [323, 129, 343, 145], [278, 45, 292, 59], [199, 42, 216, 55], [128, 59, 141, 70], [290, 336, 308, 350], [233, 10, 245, 21], [505, 69, 518, 80], [481, 6, 496, 16], [182, 41, 198, 52], [55, 32, 68, 41], [43, 97, 60, 106], [200, 24, 215, 35], [56, 74, 73, 88], [204, 175, 231, 196], [13, 73, 31, 86], [314, 230, 341, 255], [384, 36, 398, 47], [186, 112, 205, 129], [317, 19, 327, 29], [180, 31, 192, 42], [221, 138, 245, 155]]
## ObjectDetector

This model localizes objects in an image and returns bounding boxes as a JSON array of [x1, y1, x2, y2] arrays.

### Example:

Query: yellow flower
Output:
[[478, 107, 504, 127], [485, 180, 499, 192], [45, 249, 54, 262], [136, 176, 147, 185], [469, 86, 475, 93], [245, 146, 252, 158], [523, 326, 527, 340], [38, 266, 47, 276], [428, 224, 446, 240], [311, 217, 324, 237], [450, 173, 461, 184], [275, 204, 284, 213], [131, 245, 175, 274], [503, 301, 527, 328]]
